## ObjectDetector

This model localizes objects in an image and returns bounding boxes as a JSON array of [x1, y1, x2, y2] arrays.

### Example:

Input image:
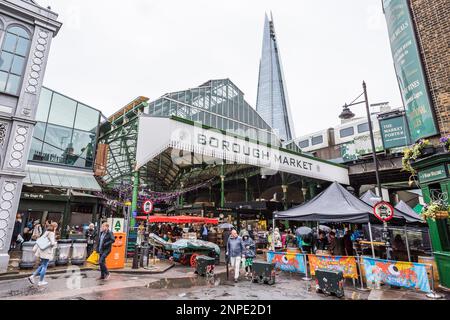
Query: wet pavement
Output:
[[0, 265, 447, 300]]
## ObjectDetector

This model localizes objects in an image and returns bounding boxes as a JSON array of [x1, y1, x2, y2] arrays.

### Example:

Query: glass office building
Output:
[[28, 87, 101, 169], [256, 14, 295, 142], [145, 79, 281, 146]]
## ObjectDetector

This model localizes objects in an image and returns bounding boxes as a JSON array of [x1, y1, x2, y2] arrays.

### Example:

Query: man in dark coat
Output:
[[96, 223, 115, 280]]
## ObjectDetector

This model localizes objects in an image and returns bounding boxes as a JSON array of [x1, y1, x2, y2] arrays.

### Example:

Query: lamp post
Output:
[[339, 81, 392, 260]]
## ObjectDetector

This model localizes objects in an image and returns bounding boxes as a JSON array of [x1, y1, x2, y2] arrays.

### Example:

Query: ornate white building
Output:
[[0, 0, 61, 272]]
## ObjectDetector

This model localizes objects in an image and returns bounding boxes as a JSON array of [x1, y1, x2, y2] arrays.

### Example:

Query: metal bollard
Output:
[[132, 245, 140, 269], [426, 264, 443, 299], [302, 254, 312, 281]]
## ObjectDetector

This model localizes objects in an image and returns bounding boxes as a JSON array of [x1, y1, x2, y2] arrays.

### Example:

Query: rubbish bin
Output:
[[71, 239, 88, 265], [56, 239, 72, 266], [105, 232, 126, 270], [251, 261, 275, 285], [315, 269, 345, 298], [19, 241, 37, 269], [196, 255, 215, 276]]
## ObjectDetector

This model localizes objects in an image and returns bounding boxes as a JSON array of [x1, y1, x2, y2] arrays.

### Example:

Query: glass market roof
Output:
[[144, 79, 281, 146], [98, 79, 284, 189]]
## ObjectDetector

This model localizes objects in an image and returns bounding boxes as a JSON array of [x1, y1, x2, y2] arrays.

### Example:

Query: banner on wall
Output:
[[267, 251, 306, 274], [362, 257, 431, 293], [383, 0, 438, 141], [308, 255, 359, 279]]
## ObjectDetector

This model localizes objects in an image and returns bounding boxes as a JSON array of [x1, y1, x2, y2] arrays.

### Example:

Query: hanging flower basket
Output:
[[422, 202, 450, 221], [435, 211, 449, 219]]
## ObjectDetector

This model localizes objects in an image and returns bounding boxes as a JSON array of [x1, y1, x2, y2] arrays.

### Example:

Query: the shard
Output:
[[256, 13, 295, 142]]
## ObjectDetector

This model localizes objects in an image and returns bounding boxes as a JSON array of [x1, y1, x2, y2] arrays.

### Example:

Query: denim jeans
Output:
[[99, 252, 110, 278], [33, 258, 50, 282]]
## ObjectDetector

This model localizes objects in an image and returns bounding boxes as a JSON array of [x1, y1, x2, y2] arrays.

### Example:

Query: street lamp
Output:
[[339, 81, 392, 260]]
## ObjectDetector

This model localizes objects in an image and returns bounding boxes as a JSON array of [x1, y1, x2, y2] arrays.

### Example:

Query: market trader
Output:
[[226, 229, 245, 283], [96, 223, 115, 281]]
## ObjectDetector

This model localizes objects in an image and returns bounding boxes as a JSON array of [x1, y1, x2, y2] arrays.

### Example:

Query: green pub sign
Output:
[[383, 0, 438, 142], [418, 165, 448, 184], [379, 115, 411, 149]]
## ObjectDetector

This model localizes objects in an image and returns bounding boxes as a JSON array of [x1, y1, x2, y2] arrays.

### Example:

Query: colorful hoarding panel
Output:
[[308, 255, 358, 279], [383, 0, 438, 142], [267, 251, 306, 274], [362, 257, 431, 293], [379, 115, 411, 149]]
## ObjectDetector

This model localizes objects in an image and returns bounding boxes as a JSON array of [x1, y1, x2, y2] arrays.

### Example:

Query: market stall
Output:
[[275, 182, 423, 259]]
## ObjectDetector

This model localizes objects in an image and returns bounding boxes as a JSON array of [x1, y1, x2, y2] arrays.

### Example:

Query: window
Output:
[[36, 88, 52, 122], [357, 122, 370, 134], [312, 135, 324, 146], [48, 93, 77, 128], [0, 25, 31, 95], [74, 103, 100, 132], [298, 140, 309, 149], [69, 129, 95, 168], [340, 127, 355, 138]]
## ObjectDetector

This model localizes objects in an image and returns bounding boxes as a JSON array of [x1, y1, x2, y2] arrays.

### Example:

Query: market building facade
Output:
[[97, 79, 349, 251], [0, 0, 61, 273]]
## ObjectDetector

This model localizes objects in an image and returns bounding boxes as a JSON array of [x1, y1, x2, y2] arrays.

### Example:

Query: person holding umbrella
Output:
[[295, 226, 313, 253]]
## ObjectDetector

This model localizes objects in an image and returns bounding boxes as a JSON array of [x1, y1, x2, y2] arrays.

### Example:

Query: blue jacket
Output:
[[227, 236, 245, 258]]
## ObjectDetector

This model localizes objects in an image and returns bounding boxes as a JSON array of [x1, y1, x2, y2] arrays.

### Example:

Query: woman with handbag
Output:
[[28, 222, 58, 286]]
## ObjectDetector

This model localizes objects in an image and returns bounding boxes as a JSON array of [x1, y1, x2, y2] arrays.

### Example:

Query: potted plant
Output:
[[439, 135, 450, 153], [421, 202, 450, 221]]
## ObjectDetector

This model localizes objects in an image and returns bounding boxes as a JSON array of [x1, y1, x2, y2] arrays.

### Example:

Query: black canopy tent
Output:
[[274, 182, 378, 257], [359, 191, 423, 224], [275, 182, 423, 259]]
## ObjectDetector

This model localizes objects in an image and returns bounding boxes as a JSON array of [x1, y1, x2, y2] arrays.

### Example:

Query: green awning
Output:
[[23, 165, 102, 192], [413, 204, 424, 214]]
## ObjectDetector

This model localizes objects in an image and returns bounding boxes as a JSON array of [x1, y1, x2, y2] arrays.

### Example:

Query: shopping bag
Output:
[[86, 251, 99, 265], [36, 233, 51, 250]]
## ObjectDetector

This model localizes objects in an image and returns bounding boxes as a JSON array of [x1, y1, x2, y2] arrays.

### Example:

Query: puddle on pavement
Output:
[[146, 272, 229, 290]]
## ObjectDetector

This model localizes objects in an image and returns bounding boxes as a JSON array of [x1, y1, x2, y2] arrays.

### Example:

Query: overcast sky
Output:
[[39, 0, 402, 136]]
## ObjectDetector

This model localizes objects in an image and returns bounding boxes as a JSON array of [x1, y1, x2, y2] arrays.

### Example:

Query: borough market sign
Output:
[[136, 116, 350, 185]]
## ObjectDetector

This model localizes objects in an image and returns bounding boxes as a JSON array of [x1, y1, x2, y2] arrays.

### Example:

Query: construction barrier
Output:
[[267, 251, 306, 274], [361, 257, 432, 293], [265, 252, 442, 298], [308, 255, 359, 279]]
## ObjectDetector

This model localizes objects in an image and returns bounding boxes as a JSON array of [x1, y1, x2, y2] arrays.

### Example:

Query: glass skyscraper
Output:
[[256, 13, 295, 142]]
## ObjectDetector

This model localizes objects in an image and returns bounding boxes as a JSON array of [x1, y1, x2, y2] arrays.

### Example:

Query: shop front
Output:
[[412, 152, 450, 290], [18, 164, 104, 239]]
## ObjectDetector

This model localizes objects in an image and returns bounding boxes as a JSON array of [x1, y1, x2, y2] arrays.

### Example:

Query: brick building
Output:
[[410, 0, 450, 136]]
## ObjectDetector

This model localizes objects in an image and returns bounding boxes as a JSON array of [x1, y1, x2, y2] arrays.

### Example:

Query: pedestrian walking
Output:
[[201, 224, 208, 241], [28, 222, 58, 287], [31, 220, 42, 241], [226, 229, 245, 283], [96, 223, 115, 281], [9, 214, 22, 250], [242, 233, 256, 278], [85, 223, 97, 257], [136, 221, 145, 246]]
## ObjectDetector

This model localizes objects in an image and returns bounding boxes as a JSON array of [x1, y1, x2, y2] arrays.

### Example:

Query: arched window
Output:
[[0, 25, 31, 96]]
